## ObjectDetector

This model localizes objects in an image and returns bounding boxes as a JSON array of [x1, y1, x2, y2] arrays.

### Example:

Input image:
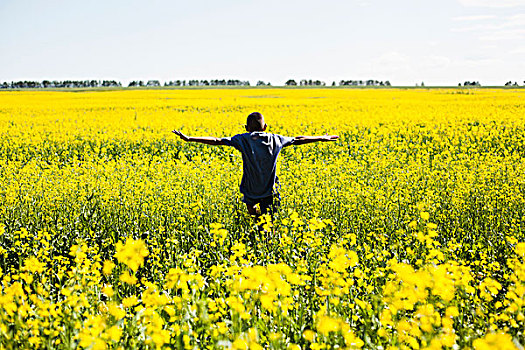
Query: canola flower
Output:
[[0, 88, 524, 349]]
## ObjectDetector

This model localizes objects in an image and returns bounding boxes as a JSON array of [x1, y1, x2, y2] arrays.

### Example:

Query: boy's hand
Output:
[[172, 130, 189, 142], [322, 135, 339, 142]]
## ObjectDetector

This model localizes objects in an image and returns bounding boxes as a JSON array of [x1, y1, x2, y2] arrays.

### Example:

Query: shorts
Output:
[[242, 193, 281, 216]]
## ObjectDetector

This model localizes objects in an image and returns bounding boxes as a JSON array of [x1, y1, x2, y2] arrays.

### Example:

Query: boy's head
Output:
[[246, 112, 267, 132]]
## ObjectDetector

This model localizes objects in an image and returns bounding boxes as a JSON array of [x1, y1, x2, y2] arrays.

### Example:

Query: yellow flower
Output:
[[343, 330, 364, 348], [328, 245, 358, 272], [250, 342, 264, 350], [516, 242, 525, 257], [102, 285, 114, 297], [106, 325, 122, 342], [420, 211, 430, 220], [122, 295, 139, 308], [446, 306, 459, 317], [107, 303, 126, 319], [232, 338, 249, 350], [473, 333, 517, 350], [22, 257, 46, 274], [426, 222, 437, 230], [120, 271, 137, 285], [303, 330, 315, 342], [114, 238, 149, 271], [260, 294, 275, 312], [317, 315, 340, 335], [103, 260, 115, 275]]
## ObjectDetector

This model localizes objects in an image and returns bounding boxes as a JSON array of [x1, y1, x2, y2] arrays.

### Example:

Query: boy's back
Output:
[[172, 111, 337, 218], [222, 131, 294, 200]]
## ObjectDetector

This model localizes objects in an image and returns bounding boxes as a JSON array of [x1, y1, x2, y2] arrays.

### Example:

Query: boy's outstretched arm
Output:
[[172, 130, 226, 146], [293, 135, 338, 145]]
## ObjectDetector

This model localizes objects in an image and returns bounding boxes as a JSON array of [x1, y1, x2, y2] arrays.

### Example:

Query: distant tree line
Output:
[[285, 79, 391, 87], [4, 79, 524, 89], [161, 79, 250, 87], [458, 81, 481, 87], [0, 79, 252, 89], [339, 80, 391, 86], [128, 80, 161, 87], [0, 80, 121, 89], [300, 79, 326, 86], [504, 81, 524, 87], [457, 81, 525, 87]]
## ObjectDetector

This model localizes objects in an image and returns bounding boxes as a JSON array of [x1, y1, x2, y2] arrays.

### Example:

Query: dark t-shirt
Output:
[[221, 132, 294, 199]]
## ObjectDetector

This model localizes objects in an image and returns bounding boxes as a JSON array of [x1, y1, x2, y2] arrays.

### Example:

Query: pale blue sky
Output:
[[1, 0, 524, 86]]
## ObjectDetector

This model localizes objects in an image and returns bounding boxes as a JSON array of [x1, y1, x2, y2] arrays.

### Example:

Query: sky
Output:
[[1, 0, 524, 86]]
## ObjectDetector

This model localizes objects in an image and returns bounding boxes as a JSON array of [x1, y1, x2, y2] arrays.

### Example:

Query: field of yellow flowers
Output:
[[0, 88, 524, 349]]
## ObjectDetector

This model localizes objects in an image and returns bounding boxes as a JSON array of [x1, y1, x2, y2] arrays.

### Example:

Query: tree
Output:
[[285, 79, 297, 86]]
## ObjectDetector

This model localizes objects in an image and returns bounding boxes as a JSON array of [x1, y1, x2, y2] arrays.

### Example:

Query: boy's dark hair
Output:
[[247, 112, 264, 130]]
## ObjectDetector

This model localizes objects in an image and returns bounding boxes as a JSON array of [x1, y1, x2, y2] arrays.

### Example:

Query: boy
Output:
[[172, 112, 338, 218]]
